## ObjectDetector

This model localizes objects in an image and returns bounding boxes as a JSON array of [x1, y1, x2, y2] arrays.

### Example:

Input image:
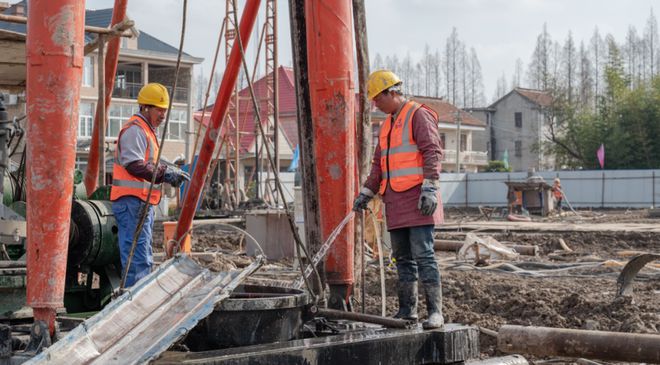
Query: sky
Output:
[[75, 0, 658, 101]]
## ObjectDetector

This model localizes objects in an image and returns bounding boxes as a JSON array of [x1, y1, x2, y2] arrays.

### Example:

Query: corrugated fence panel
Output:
[[439, 169, 660, 208]]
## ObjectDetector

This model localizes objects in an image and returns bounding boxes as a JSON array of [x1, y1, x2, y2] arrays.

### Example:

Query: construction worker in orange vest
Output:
[[110, 83, 189, 287], [552, 177, 563, 212], [353, 70, 445, 329]]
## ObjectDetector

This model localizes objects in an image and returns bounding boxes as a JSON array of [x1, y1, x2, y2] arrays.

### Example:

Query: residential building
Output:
[[481, 88, 553, 172], [463, 107, 494, 160], [193, 66, 298, 195], [0, 2, 203, 179], [370, 96, 488, 173]]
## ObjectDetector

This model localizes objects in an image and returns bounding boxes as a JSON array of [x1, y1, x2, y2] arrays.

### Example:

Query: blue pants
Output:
[[112, 196, 154, 287], [390, 225, 440, 285]]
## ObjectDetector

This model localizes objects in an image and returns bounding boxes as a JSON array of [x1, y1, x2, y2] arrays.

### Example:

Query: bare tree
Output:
[[578, 41, 594, 109], [624, 26, 640, 88], [194, 68, 208, 110], [372, 53, 384, 70], [589, 27, 604, 109], [527, 23, 552, 90], [644, 9, 658, 78], [550, 40, 562, 90], [432, 48, 442, 98], [385, 54, 400, 76], [512, 58, 524, 88], [562, 31, 577, 103], [468, 47, 485, 108], [212, 70, 223, 100], [493, 72, 508, 102], [400, 52, 414, 94], [444, 27, 461, 105], [421, 44, 433, 96]]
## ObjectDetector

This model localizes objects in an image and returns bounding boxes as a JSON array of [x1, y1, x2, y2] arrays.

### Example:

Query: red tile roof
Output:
[[193, 74, 486, 157], [411, 96, 485, 127], [193, 66, 298, 153], [514, 88, 553, 107], [370, 95, 485, 128]]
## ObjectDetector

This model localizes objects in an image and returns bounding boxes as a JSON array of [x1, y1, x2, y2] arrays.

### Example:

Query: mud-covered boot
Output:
[[422, 283, 444, 329], [393, 281, 418, 320]]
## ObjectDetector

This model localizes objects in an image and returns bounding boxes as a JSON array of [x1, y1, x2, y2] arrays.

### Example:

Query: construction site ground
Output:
[[153, 208, 659, 360]]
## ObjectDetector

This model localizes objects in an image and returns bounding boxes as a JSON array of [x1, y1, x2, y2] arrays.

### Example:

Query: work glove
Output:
[[418, 179, 439, 216], [163, 165, 191, 188], [352, 188, 375, 212]]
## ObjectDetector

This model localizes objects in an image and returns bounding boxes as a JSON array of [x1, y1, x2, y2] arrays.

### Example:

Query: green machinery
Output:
[[0, 95, 121, 319], [1, 194, 122, 318]]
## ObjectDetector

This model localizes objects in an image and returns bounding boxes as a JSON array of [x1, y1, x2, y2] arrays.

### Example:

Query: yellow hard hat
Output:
[[367, 70, 402, 100], [137, 83, 170, 109]]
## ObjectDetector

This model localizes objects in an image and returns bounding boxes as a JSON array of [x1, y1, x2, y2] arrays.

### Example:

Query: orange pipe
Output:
[[26, 0, 85, 335], [84, 0, 128, 196], [305, 0, 355, 289], [174, 0, 261, 250]]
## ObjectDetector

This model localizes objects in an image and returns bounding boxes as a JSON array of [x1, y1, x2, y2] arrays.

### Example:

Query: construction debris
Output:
[[457, 233, 520, 264], [435, 239, 538, 256], [25, 255, 263, 365]]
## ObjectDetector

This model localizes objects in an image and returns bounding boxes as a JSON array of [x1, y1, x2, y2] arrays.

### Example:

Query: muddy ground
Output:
[[155, 209, 659, 361]]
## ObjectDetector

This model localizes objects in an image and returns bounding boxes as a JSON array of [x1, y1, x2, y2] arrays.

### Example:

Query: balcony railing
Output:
[[112, 82, 142, 99], [442, 150, 489, 165], [169, 86, 188, 103]]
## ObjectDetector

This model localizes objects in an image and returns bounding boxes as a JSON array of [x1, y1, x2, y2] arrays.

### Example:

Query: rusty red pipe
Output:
[[305, 0, 356, 294], [84, 0, 128, 196], [26, 0, 85, 335], [174, 0, 262, 247]]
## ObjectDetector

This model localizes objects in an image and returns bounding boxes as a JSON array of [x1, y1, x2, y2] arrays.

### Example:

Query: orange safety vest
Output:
[[378, 101, 438, 194], [553, 184, 562, 199], [110, 115, 162, 205]]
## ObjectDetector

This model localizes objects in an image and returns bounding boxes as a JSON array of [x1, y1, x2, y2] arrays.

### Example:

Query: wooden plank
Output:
[[0, 40, 25, 64]]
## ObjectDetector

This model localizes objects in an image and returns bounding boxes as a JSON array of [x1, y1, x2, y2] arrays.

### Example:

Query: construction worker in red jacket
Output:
[[354, 70, 445, 329], [110, 83, 189, 287]]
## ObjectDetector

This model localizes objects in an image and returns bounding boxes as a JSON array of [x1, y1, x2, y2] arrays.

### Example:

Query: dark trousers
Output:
[[390, 225, 440, 285]]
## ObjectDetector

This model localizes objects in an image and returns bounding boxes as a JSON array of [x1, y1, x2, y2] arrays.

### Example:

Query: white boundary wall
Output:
[[440, 169, 660, 208]]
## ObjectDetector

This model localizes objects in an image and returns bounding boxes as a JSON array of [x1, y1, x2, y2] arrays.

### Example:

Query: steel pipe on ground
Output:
[[311, 307, 416, 329], [497, 325, 660, 363], [434, 240, 539, 256]]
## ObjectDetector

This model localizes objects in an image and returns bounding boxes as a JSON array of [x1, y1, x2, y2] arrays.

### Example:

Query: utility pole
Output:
[[455, 110, 461, 173]]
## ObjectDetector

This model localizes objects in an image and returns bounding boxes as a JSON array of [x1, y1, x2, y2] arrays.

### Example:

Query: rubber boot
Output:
[[393, 281, 418, 320], [422, 283, 444, 329]]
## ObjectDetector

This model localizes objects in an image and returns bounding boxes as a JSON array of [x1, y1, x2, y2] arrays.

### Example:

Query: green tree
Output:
[[486, 160, 511, 172]]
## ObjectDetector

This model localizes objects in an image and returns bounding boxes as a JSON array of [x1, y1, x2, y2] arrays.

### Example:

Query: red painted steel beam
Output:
[[305, 0, 356, 290], [26, 0, 85, 336], [84, 0, 128, 196], [174, 0, 262, 248]]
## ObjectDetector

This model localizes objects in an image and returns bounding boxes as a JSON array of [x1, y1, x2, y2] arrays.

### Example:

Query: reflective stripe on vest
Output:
[[378, 101, 426, 194], [110, 115, 162, 205], [112, 179, 161, 190]]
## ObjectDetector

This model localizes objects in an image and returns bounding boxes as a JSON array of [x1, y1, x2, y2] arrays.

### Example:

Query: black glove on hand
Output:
[[352, 188, 374, 212], [163, 166, 191, 188], [418, 179, 439, 216]]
